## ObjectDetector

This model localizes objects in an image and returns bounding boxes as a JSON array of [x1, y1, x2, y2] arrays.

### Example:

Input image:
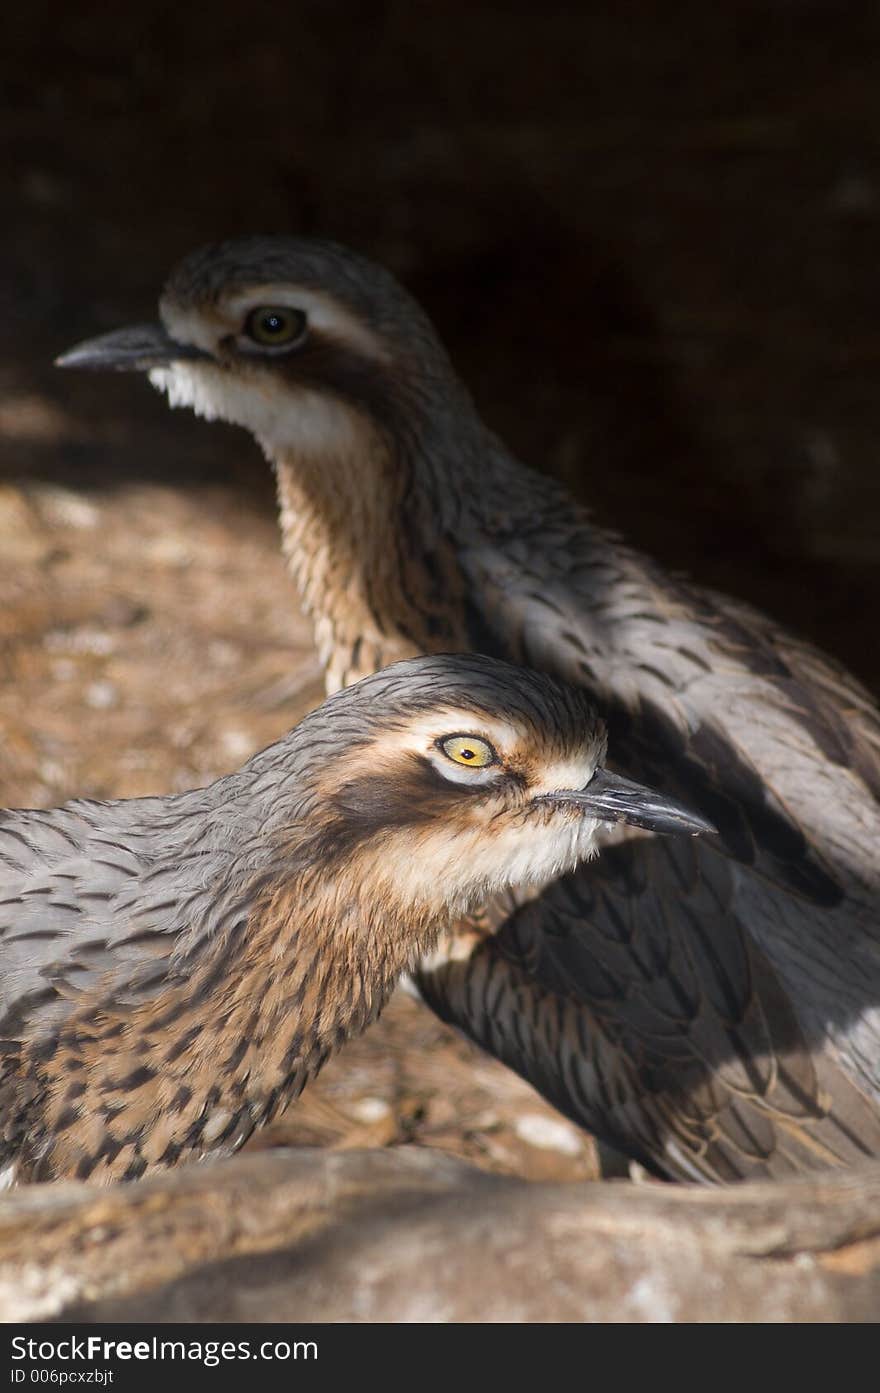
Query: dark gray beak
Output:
[[540, 769, 716, 837], [56, 323, 210, 373]]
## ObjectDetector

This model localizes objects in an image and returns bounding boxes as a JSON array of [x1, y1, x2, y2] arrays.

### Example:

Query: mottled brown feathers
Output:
[[0, 654, 611, 1183]]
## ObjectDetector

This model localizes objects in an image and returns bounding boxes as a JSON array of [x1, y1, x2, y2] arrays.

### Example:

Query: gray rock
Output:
[[1, 1148, 878, 1322]]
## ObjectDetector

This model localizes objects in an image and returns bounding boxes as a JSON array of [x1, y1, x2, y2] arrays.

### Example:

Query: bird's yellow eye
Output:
[[243, 306, 308, 349], [439, 734, 497, 769]]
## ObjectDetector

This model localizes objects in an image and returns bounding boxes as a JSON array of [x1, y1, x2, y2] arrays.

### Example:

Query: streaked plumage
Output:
[[59, 236, 880, 1181], [0, 654, 704, 1184]]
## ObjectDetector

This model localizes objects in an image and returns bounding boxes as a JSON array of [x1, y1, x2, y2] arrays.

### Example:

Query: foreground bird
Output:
[[0, 654, 710, 1184], [59, 236, 880, 1182]]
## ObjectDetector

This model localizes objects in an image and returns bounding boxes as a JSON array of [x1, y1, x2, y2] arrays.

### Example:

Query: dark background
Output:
[[4, 0, 880, 687]]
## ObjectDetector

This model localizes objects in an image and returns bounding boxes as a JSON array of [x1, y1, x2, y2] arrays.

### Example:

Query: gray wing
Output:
[[463, 529, 880, 1062], [417, 836, 880, 1182], [426, 519, 880, 1178]]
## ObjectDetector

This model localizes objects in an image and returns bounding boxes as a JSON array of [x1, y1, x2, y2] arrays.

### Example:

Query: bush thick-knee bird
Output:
[[59, 236, 880, 1182], [0, 654, 708, 1184]]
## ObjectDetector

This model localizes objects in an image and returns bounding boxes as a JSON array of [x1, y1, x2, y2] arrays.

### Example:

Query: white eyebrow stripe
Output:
[[371, 711, 597, 792], [389, 710, 522, 758], [160, 285, 390, 365]]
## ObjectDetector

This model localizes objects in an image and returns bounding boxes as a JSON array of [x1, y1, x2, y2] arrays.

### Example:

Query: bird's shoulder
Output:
[[459, 515, 880, 905]]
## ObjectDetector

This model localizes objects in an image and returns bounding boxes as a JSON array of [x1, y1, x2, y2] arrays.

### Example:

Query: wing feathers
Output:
[[418, 834, 880, 1181]]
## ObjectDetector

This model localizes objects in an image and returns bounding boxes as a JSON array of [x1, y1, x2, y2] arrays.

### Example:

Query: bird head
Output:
[[286, 654, 713, 920], [56, 236, 460, 461]]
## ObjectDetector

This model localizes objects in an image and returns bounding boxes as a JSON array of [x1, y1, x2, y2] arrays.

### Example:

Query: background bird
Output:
[[59, 235, 880, 1182], [0, 653, 707, 1185]]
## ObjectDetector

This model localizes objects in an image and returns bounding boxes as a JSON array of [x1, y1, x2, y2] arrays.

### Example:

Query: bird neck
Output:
[[192, 853, 432, 1085], [33, 842, 440, 1180], [158, 847, 443, 1147], [270, 402, 543, 689]]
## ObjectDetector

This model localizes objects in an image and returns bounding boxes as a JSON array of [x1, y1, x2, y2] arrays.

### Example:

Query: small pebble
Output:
[[44, 628, 116, 656], [208, 640, 242, 668], [514, 1113, 583, 1156], [37, 760, 67, 788], [85, 681, 119, 710], [219, 728, 255, 761], [35, 487, 99, 531], [347, 1098, 391, 1124], [49, 659, 77, 682], [145, 536, 191, 568]]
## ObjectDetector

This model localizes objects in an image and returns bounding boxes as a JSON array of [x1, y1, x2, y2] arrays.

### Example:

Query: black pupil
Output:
[[263, 313, 286, 335], [460, 748, 475, 760]]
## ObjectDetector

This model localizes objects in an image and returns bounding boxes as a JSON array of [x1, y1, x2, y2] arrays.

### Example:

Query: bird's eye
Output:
[[243, 306, 308, 350], [438, 734, 497, 769]]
